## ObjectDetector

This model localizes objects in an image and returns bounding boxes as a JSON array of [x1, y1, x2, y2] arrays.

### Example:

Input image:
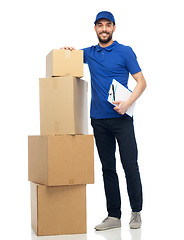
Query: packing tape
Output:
[[64, 73, 71, 76], [54, 121, 60, 133], [65, 50, 71, 58], [52, 78, 58, 89], [69, 179, 75, 185]]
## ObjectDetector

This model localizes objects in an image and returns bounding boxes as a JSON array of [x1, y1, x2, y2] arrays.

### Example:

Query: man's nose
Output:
[[102, 25, 107, 31]]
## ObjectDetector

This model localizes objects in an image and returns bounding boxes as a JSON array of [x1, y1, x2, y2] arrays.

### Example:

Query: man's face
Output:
[[94, 19, 116, 44]]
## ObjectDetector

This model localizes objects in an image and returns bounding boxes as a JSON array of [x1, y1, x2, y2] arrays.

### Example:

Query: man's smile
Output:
[[100, 32, 109, 38]]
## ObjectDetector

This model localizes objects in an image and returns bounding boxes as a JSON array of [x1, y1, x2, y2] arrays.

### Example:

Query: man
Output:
[[64, 11, 146, 230]]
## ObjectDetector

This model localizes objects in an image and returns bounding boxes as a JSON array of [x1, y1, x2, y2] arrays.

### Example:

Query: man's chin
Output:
[[98, 36, 112, 44]]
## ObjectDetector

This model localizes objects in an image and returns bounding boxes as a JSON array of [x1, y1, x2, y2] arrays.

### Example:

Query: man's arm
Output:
[[113, 71, 147, 115]]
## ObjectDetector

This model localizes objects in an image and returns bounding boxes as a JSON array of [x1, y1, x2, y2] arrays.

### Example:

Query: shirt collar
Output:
[[96, 40, 119, 52]]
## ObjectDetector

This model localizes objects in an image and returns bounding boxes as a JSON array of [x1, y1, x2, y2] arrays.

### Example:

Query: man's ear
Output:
[[94, 25, 97, 32], [113, 25, 116, 33]]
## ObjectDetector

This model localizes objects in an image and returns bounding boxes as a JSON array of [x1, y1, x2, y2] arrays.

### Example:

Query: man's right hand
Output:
[[61, 46, 76, 51]]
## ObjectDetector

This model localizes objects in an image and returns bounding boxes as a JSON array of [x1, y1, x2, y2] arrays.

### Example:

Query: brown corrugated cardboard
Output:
[[28, 135, 94, 186], [30, 183, 86, 236], [46, 49, 83, 78], [39, 76, 88, 135]]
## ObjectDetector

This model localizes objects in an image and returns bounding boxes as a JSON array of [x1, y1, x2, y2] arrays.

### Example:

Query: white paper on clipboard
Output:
[[107, 79, 136, 117]]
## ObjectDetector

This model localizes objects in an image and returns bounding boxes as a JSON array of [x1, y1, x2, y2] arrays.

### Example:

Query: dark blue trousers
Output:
[[91, 115, 143, 219]]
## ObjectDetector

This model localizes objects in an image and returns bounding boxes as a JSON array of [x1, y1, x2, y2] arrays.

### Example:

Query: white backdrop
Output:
[[0, 0, 184, 239]]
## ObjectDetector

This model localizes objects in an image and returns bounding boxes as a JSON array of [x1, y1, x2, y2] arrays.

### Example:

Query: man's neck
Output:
[[99, 39, 114, 48]]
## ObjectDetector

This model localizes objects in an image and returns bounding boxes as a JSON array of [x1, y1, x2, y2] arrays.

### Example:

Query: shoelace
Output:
[[102, 217, 109, 222], [130, 212, 141, 223]]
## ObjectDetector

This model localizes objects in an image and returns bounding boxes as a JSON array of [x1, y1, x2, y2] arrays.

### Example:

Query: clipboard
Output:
[[107, 79, 136, 117]]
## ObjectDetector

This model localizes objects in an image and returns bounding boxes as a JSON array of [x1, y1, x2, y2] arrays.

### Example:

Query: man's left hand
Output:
[[112, 100, 130, 115]]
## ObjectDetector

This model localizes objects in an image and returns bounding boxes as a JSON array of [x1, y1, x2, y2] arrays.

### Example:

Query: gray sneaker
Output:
[[94, 217, 121, 231], [129, 212, 142, 229]]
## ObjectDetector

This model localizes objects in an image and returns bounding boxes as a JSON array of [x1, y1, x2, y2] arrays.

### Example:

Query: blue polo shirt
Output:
[[83, 40, 141, 119]]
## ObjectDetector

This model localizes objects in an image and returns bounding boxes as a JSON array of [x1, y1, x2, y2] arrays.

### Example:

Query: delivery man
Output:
[[63, 11, 147, 231]]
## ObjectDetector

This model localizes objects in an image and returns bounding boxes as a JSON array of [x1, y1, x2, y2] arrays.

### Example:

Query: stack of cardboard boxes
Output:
[[28, 49, 94, 236]]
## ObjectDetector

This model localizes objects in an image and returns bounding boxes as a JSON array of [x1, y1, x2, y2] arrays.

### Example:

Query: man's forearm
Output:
[[127, 71, 147, 108]]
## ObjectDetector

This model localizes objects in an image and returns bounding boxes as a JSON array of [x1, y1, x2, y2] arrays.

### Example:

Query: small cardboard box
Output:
[[30, 183, 86, 236], [46, 49, 83, 78], [28, 135, 94, 186], [39, 76, 88, 135]]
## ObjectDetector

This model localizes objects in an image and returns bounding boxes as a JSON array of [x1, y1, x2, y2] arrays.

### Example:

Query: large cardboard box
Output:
[[28, 135, 94, 186], [30, 183, 86, 236], [39, 76, 88, 135], [46, 49, 83, 78]]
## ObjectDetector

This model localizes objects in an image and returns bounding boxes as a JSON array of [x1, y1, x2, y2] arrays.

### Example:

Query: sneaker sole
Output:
[[129, 225, 141, 229], [95, 225, 121, 231]]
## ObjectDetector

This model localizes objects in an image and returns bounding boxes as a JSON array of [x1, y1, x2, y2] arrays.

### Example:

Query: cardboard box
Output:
[[39, 76, 88, 135], [46, 49, 83, 78], [28, 135, 94, 186], [30, 182, 86, 236]]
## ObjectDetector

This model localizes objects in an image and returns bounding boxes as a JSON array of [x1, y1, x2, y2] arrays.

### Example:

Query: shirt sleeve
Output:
[[81, 47, 88, 64], [125, 47, 142, 75]]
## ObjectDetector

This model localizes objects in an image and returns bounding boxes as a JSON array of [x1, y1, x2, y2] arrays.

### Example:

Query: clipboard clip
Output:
[[109, 84, 115, 101]]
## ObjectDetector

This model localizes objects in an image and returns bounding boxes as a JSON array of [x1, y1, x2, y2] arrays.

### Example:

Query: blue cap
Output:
[[94, 11, 115, 25]]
